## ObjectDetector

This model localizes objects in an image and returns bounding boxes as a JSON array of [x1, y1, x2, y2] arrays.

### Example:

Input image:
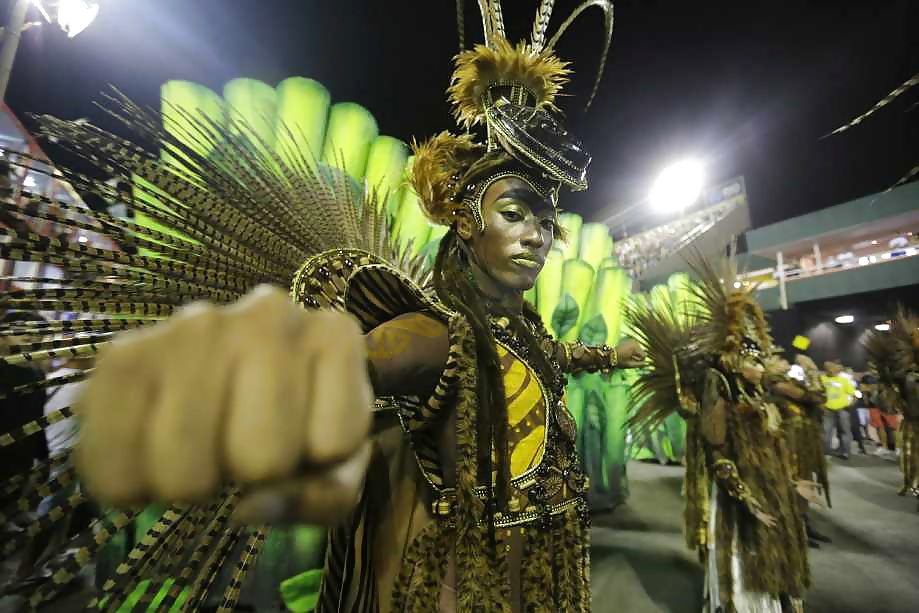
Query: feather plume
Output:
[[825, 71, 919, 137], [626, 295, 703, 435], [545, 0, 614, 110], [410, 131, 483, 226], [685, 249, 772, 368], [530, 0, 556, 52], [447, 37, 570, 129]]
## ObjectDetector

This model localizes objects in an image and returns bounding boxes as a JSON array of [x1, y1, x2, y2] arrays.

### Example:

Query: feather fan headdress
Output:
[[686, 249, 773, 368]]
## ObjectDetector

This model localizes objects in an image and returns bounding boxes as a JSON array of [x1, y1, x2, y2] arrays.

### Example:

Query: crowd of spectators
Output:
[[615, 203, 733, 277], [817, 361, 900, 461]]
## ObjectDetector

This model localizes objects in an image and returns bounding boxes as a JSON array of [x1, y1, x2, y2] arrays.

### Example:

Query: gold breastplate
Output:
[[475, 339, 587, 527]]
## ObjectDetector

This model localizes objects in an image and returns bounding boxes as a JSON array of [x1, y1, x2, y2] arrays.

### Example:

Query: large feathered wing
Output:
[[0, 91, 428, 609]]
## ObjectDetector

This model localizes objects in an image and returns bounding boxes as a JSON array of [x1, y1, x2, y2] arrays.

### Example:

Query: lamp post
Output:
[[0, 0, 101, 102], [0, 0, 31, 102]]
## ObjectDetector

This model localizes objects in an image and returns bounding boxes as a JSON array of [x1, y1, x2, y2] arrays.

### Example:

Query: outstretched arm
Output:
[[554, 338, 646, 375], [75, 287, 449, 526], [365, 312, 449, 397]]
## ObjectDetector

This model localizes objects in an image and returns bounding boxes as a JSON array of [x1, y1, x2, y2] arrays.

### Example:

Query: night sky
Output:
[[6, 0, 918, 231]]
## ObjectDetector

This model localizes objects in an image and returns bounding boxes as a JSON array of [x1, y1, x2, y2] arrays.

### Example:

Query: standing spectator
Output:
[[0, 312, 48, 485], [847, 369, 869, 454], [864, 375, 901, 459], [821, 361, 855, 459], [16, 355, 93, 580], [39, 356, 89, 473]]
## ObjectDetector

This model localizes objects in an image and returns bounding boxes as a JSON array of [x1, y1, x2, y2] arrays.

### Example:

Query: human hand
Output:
[[751, 504, 778, 528], [616, 339, 646, 369], [795, 480, 826, 508], [75, 285, 373, 525]]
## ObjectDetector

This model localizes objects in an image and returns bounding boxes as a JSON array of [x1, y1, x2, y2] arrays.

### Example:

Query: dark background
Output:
[[5, 0, 918, 232], [768, 285, 917, 370]]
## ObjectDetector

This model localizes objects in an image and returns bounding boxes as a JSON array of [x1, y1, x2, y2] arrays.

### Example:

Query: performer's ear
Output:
[[455, 211, 475, 241]]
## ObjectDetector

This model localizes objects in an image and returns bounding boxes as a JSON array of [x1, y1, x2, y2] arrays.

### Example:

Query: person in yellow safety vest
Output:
[[821, 361, 857, 459]]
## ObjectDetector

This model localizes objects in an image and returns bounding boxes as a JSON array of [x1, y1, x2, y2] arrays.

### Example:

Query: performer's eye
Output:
[[501, 210, 523, 222]]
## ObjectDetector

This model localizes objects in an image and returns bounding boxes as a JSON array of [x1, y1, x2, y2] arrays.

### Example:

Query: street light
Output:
[[35, 0, 100, 38], [0, 0, 101, 101], [649, 159, 705, 214], [834, 315, 854, 324]]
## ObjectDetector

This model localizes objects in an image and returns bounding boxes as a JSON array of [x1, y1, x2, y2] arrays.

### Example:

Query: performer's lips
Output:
[[510, 254, 543, 269]]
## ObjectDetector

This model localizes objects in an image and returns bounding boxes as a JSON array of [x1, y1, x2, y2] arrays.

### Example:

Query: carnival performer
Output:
[[628, 254, 810, 613], [865, 309, 919, 512], [0, 2, 640, 611], [763, 355, 831, 548]]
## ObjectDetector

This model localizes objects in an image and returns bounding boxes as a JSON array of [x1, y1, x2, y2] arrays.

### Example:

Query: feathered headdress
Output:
[[687, 249, 773, 369], [411, 1, 616, 230], [447, 36, 570, 130]]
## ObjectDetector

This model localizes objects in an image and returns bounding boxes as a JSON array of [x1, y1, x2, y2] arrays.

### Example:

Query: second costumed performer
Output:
[[627, 255, 810, 613]]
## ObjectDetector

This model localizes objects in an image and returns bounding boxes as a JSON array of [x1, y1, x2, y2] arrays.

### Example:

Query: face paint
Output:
[[465, 176, 556, 292]]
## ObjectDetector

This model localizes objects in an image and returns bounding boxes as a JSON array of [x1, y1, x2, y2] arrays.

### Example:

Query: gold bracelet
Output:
[[609, 346, 618, 369], [562, 342, 572, 368]]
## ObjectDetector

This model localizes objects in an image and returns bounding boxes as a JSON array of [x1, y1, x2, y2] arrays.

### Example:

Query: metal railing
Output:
[[738, 245, 919, 306]]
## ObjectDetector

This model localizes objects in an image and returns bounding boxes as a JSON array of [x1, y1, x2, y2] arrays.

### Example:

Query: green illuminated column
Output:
[[274, 77, 331, 170], [558, 212, 583, 260], [321, 102, 379, 180], [536, 248, 566, 331], [581, 374, 612, 508], [161, 80, 225, 161], [604, 370, 632, 505], [365, 135, 409, 210], [524, 285, 539, 309], [138, 82, 225, 251], [580, 266, 630, 347], [665, 272, 694, 461], [223, 78, 278, 150], [558, 259, 595, 341], [578, 222, 613, 271]]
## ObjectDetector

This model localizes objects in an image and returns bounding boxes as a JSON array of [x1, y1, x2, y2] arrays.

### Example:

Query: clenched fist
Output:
[[75, 285, 373, 524]]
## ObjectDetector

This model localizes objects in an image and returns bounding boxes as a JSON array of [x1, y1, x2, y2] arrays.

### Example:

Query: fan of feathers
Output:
[[625, 294, 706, 437]]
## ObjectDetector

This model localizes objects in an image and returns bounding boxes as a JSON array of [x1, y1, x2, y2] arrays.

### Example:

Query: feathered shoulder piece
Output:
[[448, 37, 570, 129], [687, 249, 772, 369], [626, 295, 704, 433]]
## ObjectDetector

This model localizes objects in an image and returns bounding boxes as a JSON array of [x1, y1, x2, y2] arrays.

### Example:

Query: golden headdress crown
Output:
[[411, 1, 616, 230]]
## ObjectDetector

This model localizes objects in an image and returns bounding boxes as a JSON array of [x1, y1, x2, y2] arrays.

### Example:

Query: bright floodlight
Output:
[[37, 0, 100, 38], [649, 159, 704, 213], [875, 323, 890, 331], [835, 315, 854, 324]]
